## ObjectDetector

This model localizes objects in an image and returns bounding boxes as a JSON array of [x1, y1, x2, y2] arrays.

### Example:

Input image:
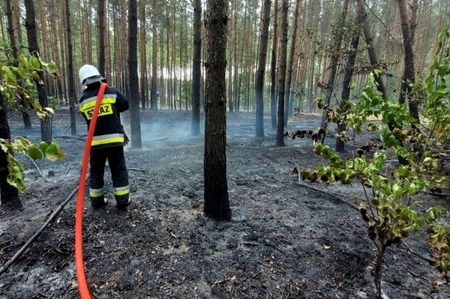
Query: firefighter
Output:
[[78, 64, 130, 210]]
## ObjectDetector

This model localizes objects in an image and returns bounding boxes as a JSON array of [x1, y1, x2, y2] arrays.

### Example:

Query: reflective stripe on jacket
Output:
[[78, 83, 129, 149]]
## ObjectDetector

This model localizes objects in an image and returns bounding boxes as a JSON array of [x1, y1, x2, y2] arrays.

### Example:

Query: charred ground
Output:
[[0, 110, 449, 299]]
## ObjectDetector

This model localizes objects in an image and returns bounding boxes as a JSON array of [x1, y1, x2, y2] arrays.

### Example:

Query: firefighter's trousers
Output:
[[89, 146, 129, 207]]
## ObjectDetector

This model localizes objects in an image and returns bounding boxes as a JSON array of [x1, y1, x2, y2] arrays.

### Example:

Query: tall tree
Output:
[[227, 0, 236, 113], [284, 0, 301, 126], [5, 0, 32, 130], [128, 0, 142, 149], [139, 0, 147, 109], [121, 0, 129, 95], [276, 0, 288, 147], [320, 0, 349, 136], [204, 0, 231, 221], [24, 0, 52, 143], [65, 0, 77, 136], [98, 0, 106, 75], [360, 0, 388, 102], [38, 0, 49, 63], [397, 0, 419, 123], [5, 0, 18, 61], [270, 0, 279, 129], [0, 90, 20, 208], [191, 0, 202, 136], [335, 0, 364, 152], [255, 0, 272, 138], [80, 0, 93, 65], [150, 0, 159, 110]]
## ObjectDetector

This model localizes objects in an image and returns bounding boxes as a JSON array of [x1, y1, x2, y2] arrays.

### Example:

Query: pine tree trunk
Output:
[[65, 0, 77, 136], [255, 0, 272, 138], [128, 0, 142, 149], [0, 91, 20, 208], [360, 1, 388, 101], [98, 0, 106, 75], [228, 0, 236, 113], [204, 0, 231, 221], [320, 0, 349, 137], [191, 0, 202, 136], [397, 0, 419, 123], [276, 0, 289, 147], [24, 0, 52, 143], [6, 0, 32, 130], [336, 0, 364, 152], [284, 0, 301, 127], [139, 1, 148, 109], [121, 0, 129, 95], [270, 0, 279, 129], [151, 0, 159, 111]]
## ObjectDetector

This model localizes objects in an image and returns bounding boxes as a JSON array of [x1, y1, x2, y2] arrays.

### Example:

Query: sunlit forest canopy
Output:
[[0, 0, 449, 111]]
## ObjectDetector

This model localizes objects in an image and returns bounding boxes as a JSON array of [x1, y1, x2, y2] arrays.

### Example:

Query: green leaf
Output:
[[39, 141, 49, 153], [45, 142, 65, 161], [31, 56, 41, 69], [47, 61, 58, 75], [45, 143, 59, 161], [28, 145, 43, 160]]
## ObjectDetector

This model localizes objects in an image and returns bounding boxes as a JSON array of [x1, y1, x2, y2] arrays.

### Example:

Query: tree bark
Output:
[[204, 0, 231, 221], [5, 0, 18, 62], [335, 0, 364, 152], [128, 0, 142, 149], [360, 1, 388, 101], [65, 0, 77, 136], [0, 91, 20, 208], [121, 0, 129, 95], [98, 0, 106, 75], [24, 0, 52, 143], [276, 0, 288, 147], [320, 0, 349, 137], [150, 0, 159, 110], [227, 1, 235, 113], [104, 0, 111, 83], [139, 0, 148, 109], [270, 0, 279, 129], [255, 0, 272, 138], [284, 0, 301, 127], [397, 0, 419, 123], [191, 0, 202, 136], [6, 0, 32, 130], [39, 0, 52, 96]]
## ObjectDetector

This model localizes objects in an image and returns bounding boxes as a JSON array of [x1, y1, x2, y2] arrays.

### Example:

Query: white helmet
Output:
[[79, 64, 104, 86]]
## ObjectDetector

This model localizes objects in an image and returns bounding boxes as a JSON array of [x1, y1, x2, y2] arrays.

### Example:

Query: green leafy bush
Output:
[[0, 138, 65, 192], [301, 30, 450, 297], [0, 53, 63, 193]]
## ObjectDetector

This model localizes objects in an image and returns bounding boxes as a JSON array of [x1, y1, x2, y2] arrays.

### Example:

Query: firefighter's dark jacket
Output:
[[79, 82, 129, 149]]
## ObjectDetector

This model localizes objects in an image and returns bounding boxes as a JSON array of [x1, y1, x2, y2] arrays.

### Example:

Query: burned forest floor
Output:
[[0, 109, 449, 299]]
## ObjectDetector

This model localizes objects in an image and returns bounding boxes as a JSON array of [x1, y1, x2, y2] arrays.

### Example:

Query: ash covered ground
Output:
[[0, 109, 449, 299]]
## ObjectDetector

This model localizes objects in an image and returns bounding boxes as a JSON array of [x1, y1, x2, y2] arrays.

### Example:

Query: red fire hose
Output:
[[75, 82, 107, 299]]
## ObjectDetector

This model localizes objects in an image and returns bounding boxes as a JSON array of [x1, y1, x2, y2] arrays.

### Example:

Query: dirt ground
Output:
[[0, 109, 449, 299]]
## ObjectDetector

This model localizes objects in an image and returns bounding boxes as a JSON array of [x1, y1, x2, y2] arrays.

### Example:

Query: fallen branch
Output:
[[0, 185, 79, 276]]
